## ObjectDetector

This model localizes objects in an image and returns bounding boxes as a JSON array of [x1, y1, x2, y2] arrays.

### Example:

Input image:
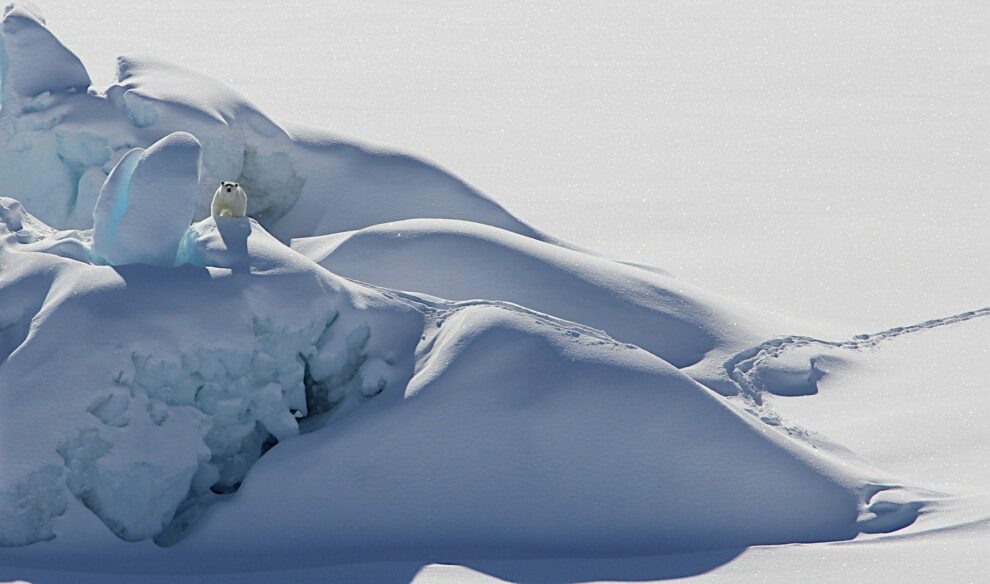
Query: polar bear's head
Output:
[[220, 181, 240, 194]]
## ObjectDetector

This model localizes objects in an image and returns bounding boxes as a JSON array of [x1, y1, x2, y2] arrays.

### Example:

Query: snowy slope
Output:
[[292, 218, 788, 369], [28, 0, 988, 329], [0, 4, 543, 243], [6, 310, 983, 582], [0, 197, 426, 547], [750, 314, 990, 498], [0, 3, 987, 583], [0, 193, 892, 573], [174, 303, 860, 567], [389, 313, 990, 584]]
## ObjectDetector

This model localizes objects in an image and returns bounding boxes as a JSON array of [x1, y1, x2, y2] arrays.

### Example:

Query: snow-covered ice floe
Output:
[[0, 2, 986, 579], [0, 195, 904, 568]]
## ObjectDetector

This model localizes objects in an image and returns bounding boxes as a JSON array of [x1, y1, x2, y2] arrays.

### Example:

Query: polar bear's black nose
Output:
[[226, 187, 231, 192]]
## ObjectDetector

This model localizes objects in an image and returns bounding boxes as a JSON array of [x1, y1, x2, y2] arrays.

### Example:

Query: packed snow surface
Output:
[[292, 218, 782, 369], [0, 3, 987, 583]]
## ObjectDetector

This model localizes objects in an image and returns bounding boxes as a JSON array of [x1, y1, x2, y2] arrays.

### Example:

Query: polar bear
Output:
[[211, 181, 248, 218]]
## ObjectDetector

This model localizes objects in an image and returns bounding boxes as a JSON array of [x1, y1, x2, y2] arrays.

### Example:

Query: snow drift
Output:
[[0, 199, 871, 566], [292, 218, 781, 369], [0, 197, 425, 546], [0, 3, 936, 576], [0, 4, 543, 242], [0, 4, 89, 104], [177, 303, 862, 566]]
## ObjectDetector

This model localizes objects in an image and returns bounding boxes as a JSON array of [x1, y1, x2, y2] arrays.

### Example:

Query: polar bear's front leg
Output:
[[211, 195, 227, 217], [230, 188, 248, 218]]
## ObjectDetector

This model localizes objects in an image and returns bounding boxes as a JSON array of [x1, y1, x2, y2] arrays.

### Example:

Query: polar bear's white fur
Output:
[[211, 181, 248, 218]]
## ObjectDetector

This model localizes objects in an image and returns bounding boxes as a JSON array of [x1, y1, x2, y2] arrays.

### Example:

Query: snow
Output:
[[0, 2, 987, 582], [292, 218, 783, 370], [34, 0, 986, 330], [0, 195, 425, 550], [0, 13, 544, 241], [0, 3, 89, 104], [758, 315, 990, 496], [0, 194, 874, 570], [92, 132, 202, 266], [175, 304, 862, 566]]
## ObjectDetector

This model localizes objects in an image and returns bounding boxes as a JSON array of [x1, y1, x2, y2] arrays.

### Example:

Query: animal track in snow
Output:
[[724, 306, 990, 403]]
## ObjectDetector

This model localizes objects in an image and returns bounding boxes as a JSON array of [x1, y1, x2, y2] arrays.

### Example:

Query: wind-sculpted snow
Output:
[[0, 5, 542, 241], [0, 4, 89, 104], [92, 132, 202, 266], [0, 200, 424, 547], [176, 304, 863, 566], [293, 218, 781, 368], [0, 201, 886, 562], [0, 3, 962, 577]]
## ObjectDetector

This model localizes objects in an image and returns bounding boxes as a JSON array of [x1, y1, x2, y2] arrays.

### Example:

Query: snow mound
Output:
[[293, 218, 773, 368], [0, 3, 90, 106], [0, 4, 542, 242], [110, 55, 280, 130], [0, 205, 423, 547], [271, 125, 545, 242], [0, 204, 880, 561], [0, 4, 935, 573], [92, 132, 202, 266], [179, 304, 861, 565]]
